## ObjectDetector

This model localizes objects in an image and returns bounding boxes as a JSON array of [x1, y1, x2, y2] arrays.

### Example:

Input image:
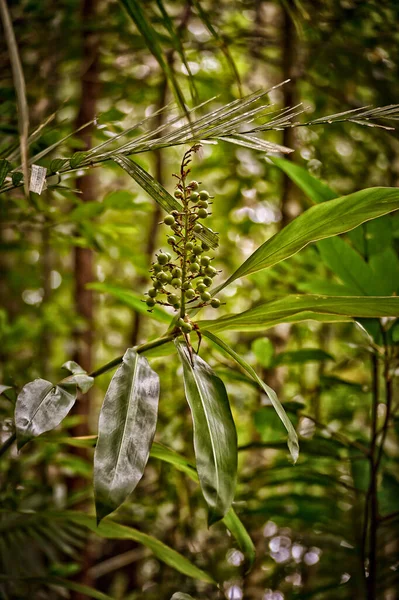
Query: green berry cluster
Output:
[[144, 146, 222, 324]]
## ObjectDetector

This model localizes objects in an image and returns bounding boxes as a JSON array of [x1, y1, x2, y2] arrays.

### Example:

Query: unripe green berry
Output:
[[193, 224, 202, 233], [172, 277, 182, 288], [198, 199, 208, 209], [182, 322, 193, 333], [164, 215, 175, 226], [201, 292, 211, 302], [197, 208, 208, 219], [173, 302, 180, 309], [201, 242, 210, 251], [153, 263, 162, 273], [185, 289, 196, 300], [167, 294, 179, 305], [190, 191, 199, 201], [186, 241, 194, 250], [189, 262, 200, 273], [172, 267, 182, 277], [146, 298, 156, 307], [211, 298, 221, 308], [182, 281, 192, 290], [205, 265, 217, 277], [200, 256, 211, 266], [203, 276, 212, 287], [148, 288, 157, 298], [153, 279, 163, 289], [165, 252, 172, 261], [199, 190, 209, 200], [168, 236, 177, 245], [196, 283, 206, 293], [190, 254, 199, 263], [191, 181, 199, 190], [178, 317, 185, 327], [157, 253, 168, 265], [174, 190, 183, 198], [193, 245, 203, 255], [158, 271, 168, 282], [164, 272, 173, 284]]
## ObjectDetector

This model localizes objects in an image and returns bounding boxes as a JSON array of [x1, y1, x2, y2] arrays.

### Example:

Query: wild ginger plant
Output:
[[3, 142, 399, 578]]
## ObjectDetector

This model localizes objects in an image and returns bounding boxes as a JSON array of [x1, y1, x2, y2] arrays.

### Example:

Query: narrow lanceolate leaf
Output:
[[271, 157, 337, 203], [94, 348, 160, 523], [198, 295, 399, 334], [63, 511, 215, 584], [203, 331, 299, 463], [175, 341, 237, 525], [150, 442, 256, 569], [15, 379, 77, 449], [216, 187, 399, 292], [113, 155, 219, 249]]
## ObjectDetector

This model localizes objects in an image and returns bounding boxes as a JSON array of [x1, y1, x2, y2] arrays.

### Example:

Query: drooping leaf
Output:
[[50, 158, 70, 172], [150, 442, 255, 569], [175, 340, 237, 525], [198, 295, 399, 333], [61, 361, 94, 394], [69, 151, 88, 169], [112, 155, 219, 249], [87, 282, 172, 323], [216, 187, 399, 292], [63, 511, 215, 584], [203, 331, 299, 463], [15, 379, 77, 449], [94, 348, 160, 522]]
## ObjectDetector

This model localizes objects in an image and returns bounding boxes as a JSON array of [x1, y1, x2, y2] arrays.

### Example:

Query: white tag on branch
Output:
[[29, 164, 47, 195]]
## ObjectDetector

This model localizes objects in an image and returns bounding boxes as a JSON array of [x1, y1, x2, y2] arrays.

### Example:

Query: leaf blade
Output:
[[216, 187, 399, 292], [175, 340, 237, 524], [203, 331, 299, 463], [94, 349, 160, 522], [198, 295, 399, 333], [15, 379, 77, 449]]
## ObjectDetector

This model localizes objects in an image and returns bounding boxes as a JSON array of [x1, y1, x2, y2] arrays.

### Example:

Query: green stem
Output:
[[0, 431, 16, 458], [179, 172, 189, 319], [89, 333, 175, 378]]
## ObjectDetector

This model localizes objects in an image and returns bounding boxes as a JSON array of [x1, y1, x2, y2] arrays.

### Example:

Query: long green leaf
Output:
[[271, 157, 337, 203], [271, 158, 387, 295], [175, 340, 237, 525], [0, 0, 29, 195], [61, 511, 215, 584], [87, 282, 171, 323], [94, 348, 160, 522], [0, 159, 11, 186], [198, 295, 399, 333], [113, 154, 219, 248], [119, 0, 189, 115], [216, 187, 399, 292], [15, 379, 77, 449], [203, 331, 299, 463], [150, 442, 255, 569], [0, 576, 113, 600]]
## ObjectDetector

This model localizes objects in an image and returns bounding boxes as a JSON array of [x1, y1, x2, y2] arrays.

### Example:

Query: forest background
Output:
[[1, 1, 399, 599]]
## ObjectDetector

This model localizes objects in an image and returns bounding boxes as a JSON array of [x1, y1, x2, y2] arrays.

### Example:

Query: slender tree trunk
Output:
[[72, 0, 99, 436], [70, 2, 99, 597]]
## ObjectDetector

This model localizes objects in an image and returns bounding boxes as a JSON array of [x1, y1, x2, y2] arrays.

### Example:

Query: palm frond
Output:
[[2, 83, 399, 195]]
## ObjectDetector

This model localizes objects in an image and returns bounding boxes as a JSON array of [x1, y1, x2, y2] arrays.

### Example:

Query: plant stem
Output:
[[180, 182, 189, 319], [89, 334, 175, 378]]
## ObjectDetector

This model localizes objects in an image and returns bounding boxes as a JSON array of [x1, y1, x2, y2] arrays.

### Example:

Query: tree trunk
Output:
[[72, 0, 99, 436]]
